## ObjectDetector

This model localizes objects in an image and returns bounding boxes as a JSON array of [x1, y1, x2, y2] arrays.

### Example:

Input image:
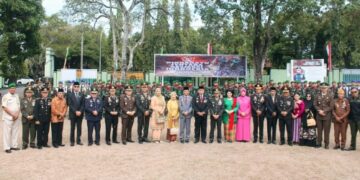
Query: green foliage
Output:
[[0, 0, 44, 80]]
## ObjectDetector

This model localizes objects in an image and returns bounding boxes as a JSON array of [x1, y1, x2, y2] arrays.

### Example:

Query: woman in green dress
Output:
[[223, 90, 239, 142]]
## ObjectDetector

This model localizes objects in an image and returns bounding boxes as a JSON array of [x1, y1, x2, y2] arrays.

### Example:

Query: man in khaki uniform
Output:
[[314, 82, 334, 149], [120, 86, 136, 145], [2, 83, 21, 153], [332, 88, 350, 150], [20, 89, 36, 149]]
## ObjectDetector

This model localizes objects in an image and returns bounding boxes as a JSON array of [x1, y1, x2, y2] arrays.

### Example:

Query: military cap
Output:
[[8, 83, 16, 88], [282, 86, 290, 93], [255, 84, 263, 90]]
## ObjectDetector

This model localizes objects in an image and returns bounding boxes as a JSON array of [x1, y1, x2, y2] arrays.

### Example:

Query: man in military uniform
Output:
[[135, 82, 152, 144], [314, 83, 334, 149], [20, 89, 36, 149], [250, 84, 266, 143], [104, 86, 120, 145], [209, 89, 224, 143], [84, 88, 103, 146], [120, 86, 136, 145], [332, 88, 350, 150], [277, 86, 294, 146], [34, 87, 52, 149], [265, 87, 279, 144], [246, 81, 255, 96], [192, 86, 209, 143]]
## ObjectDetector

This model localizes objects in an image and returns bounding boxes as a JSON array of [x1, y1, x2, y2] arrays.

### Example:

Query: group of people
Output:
[[2, 79, 360, 153]]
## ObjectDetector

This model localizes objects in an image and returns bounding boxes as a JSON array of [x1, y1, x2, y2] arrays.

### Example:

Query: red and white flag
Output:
[[326, 41, 332, 71], [207, 43, 212, 55]]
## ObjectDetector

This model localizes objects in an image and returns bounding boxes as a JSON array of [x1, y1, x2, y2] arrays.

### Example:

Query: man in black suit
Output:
[[265, 87, 279, 144], [135, 82, 152, 144], [104, 86, 120, 145], [192, 86, 210, 144], [67, 82, 85, 146]]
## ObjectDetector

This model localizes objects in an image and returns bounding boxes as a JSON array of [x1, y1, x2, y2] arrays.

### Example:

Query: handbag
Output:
[[170, 127, 179, 135], [307, 111, 316, 127], [156, 114, 166, 123]]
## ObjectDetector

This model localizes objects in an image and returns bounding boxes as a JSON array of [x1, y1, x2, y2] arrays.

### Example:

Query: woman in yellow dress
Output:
[[166, 92, 180, 142], [150, 87, 166, 143]]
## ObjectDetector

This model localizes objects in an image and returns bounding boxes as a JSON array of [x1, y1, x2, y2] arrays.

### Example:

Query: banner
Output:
[[290, 59, 327, 82], [154, 54, 247, 77], [61, 69, 98, 83]]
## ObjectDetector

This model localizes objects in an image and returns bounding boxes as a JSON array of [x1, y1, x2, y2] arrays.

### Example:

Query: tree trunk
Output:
[[120, 12, 130, 81], [253, 0, 263, 82]]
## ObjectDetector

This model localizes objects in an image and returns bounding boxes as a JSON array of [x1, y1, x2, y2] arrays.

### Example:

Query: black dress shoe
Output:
[[77, 142, 83, 146], [43, 145, 51, 148], [325, 145, 329, 149], [127, 139, 135, 143], [30, 145, 36, 148], [341, 147, 345, 151], [202, 140, 207, 144], [272, 141, 276, 144], [53, 145, 59, 148], [280, 142, 285, 145], [11, 147, 20, 151], [259, 140, 264, 143], [267, 141, 271, 144], [95, 142, 100, 146], [333, 145, 340, 150], [180, 140, 185, 144], [106, 141, 111, 145], [253, 140, 258, 143], [217, 140, 222, 144], [143, 138, 151, 143], [194, 139, 199, 144], [138, 140, 143, 144], [37, 146, 42, 149], [88, 143, 93, 146], [288, 142, 293, 146], [122, 141, 127, 145], [59, 144, 65, 147], [5, 150, 11, 153], [22, 145, 28, 150], [346, 147, 356, 151], [113, 141, 120, 144], [70, 143, 75, 146], [209, 139, 214, 144]]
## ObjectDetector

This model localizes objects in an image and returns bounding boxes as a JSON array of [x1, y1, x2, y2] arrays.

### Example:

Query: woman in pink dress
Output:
[[292, 92, 305, 144], [236, 88, 251, 142]]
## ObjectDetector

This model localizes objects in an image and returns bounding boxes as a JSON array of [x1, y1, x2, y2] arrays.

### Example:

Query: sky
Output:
[[42, 0, 204, 30]]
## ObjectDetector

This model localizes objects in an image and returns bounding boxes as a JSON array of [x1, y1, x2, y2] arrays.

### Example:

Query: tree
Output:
[[0, 0, 44, 80]]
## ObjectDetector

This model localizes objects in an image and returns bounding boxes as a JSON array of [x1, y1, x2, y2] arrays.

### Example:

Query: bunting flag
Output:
[[326, 41, 332, 71], [207, 43, 212, 55]]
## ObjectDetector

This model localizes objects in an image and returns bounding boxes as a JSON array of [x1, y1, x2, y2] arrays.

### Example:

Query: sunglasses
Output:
[[351, 91, 358, 94]]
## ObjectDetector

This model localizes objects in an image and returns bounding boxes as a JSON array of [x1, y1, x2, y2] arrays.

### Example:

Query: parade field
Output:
[[0, 112, 359, 180]]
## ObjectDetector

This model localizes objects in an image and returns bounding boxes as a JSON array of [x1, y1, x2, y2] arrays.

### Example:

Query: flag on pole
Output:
[[207, 43, 212, 55], [326, 41, 332, 71]]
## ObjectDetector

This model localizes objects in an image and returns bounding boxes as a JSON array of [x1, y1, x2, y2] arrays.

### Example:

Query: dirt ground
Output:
[[0, 110, 359, 180]]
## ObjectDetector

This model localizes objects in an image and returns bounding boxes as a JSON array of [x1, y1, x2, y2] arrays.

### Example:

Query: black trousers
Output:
[[349, 120, 360, 148], [279, 117, 292, 143], [51, 122, 63, 146], [194, 114, 207, 141], [70, 117, 83, 143], [105, 114, 119, 142], [122, 117, 134, 142], [209, 116, 222, 140], [36, 121, 50, 147], [87, 121, 100, 144], [266, 115, 278, 142], [252, 114, 265, 141], [137, 115, 150, 140]]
